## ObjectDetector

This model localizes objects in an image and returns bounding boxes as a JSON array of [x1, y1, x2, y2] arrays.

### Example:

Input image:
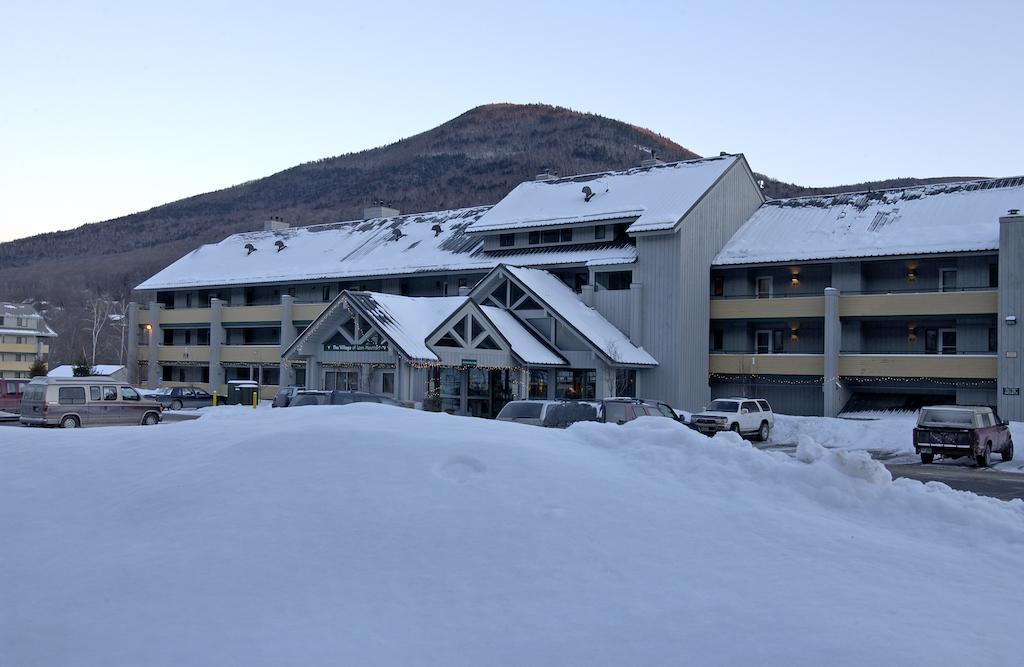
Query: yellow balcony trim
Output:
[[158, 308, 212, 325], [293, 303, 328, 323], [709, 353, 824, 376], [156, 346, 212, 363], [710, 296, 825, 320], [839, 290, 998, 317], [220, 345, 281, 364], [222, 305, 280, 324], [838, 354, 996, 379]]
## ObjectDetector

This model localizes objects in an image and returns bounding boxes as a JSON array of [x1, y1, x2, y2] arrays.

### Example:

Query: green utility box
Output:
[[226, 381, 259, 405]]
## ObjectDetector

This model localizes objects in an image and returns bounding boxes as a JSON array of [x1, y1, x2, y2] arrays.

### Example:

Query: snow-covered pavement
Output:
[[770, 413, 1024, 473], [2, 407, 1022, 665]]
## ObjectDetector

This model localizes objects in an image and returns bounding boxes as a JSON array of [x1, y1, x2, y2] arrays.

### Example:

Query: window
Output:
[[755, 276, 773, 299], [542, 230, 560, 243], [528, 231, 540, 245], [773, 330, 785, 353], [184, 330, 192, 345], [712, 276, 725, 297], [322, 285, 331, 302], [614, 369, 636, 398], [756, 400, 772, 412], [939, 329, 957, 355], [162, 366, 174, 381], [555, 370, 596, 399], [287, 287, 296, 297], [560, 229, 573, 243], [528, 370, 549, 399], [89, 386, 102, 401], [103, 386, 118, 401], [594, 225, 606, 240], [604, 402, 628, 424], [382, 372, 395, 395], [185, 293, 193, 308], [595, 271, 632, 291], [925, 329, 938, 354], [742, 401, 760, 413], [939, 268, 957, 292], [711, 329, 724, 352], [989, 327, 998, 353], [499, 234, 515, 247], [989, 264, 999, 288], [58, 386, 86, 405], [120, 386, 140, 401]]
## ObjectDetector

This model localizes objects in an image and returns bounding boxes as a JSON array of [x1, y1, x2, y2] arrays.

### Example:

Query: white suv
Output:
[[692, 398, 774, 441]]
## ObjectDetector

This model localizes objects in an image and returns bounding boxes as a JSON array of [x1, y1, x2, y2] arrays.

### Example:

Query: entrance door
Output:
[[755, 330, 772, 354], [939, 329, 957, 355]]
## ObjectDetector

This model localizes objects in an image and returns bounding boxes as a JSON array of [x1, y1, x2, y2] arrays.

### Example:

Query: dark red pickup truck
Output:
[[913, 406, 1014, 467]]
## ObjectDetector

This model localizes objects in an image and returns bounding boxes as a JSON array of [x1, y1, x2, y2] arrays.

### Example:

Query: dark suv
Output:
[[541, 398, 681, 428]]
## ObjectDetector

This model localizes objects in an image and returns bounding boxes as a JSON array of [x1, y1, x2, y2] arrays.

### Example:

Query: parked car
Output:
[[691, 398, 774, 441], [272, 386, 303, 408], [287, 390, 402, 408], [495, 400, 563, 426], [1, 378, 28, 412], [19, 377, 163, 428], [600, 398, 679, 425], [289, 390, 331, 407], [542, 401, 602, 428], [152, 386, 215, 410], [327, 390, 402, 407], [913, 405, 1014, 466]]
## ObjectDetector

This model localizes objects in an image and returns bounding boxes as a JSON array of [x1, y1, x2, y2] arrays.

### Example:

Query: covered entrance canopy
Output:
[[281, 265, 658, 414]]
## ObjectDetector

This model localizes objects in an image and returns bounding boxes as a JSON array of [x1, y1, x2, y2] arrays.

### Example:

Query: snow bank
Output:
[[2, 408, 1022, 665], [771, 413, 916, 453]]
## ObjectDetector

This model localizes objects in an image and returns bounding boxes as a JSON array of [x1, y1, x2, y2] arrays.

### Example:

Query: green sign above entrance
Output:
[[324, 342, 389, 352], [461, 358, 477, 367]]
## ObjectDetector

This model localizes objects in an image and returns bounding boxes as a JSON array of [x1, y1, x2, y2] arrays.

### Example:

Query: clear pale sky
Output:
[[1, 0, 1021, 243]]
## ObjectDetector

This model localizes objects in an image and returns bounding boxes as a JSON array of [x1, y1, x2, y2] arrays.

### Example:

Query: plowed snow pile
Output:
[[2, 406, 1022, 665]]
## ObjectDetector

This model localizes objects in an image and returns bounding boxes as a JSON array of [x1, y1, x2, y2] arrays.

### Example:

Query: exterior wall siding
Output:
[[999, 214, 1023, 420]]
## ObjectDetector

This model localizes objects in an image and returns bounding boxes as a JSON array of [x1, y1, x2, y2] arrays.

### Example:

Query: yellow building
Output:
[[0, 304, 56, 378]]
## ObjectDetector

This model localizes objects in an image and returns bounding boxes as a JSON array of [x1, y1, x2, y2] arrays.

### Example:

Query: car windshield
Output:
[[707, 400, 739, 413], [497, 402, 543, 419], [292, 394, 326, 406], [919, 409, 975, 427]]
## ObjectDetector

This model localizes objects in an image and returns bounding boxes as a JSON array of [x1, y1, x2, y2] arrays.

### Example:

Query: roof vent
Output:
[[1010, 209, 1021, 215], [390, 228, 405, 241], [363, 203, 401, 219], [535, 168, 557, 182], [263, 216, 290, 232], [582, 186, 596, 202], [719, 151, 729, 156], [244, 243, 257, 255], [274, 240, 286, 252], [431, 223, 443, 237], [640, 149, 663, 167]]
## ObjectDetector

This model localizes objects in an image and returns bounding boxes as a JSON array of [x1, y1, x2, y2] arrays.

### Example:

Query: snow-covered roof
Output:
[[136, 207, 638, 291], [48, 365, 126, 378], [502, 266, 657, 366], [715, 177, 1024, 266], [466, 155, 742, 235], [479, 306, 565, 366], [2, 303, 40, 317], [346, 292, 467, 362], [137, 207, 492, 291]]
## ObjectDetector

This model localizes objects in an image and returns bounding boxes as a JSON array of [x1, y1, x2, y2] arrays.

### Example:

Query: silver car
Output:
[[495, 400, 562, 426], [20, 377, 163, 428]]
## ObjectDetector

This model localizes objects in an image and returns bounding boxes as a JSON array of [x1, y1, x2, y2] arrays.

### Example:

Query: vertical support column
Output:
[[518, 367, 529, 399], [209, 298, 225, 395], [147, 301, 161, 388], [998, 212, 1024, 421], [823, 287, 842, 417], [360, 363, 371, 392], [127, 302, 139, 384], [306, 350, 320, 389], [629, 281, 643, 346], [279, 294, 296, 388]]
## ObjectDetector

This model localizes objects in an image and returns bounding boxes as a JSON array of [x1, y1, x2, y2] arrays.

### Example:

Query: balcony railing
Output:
[[710, 290, 998, 320]]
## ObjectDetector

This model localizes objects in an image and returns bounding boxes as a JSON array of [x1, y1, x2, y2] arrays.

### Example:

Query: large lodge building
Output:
[[131, 155, 1024, 421]]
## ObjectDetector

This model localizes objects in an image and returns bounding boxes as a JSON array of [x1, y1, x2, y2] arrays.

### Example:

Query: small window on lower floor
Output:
[[614, 369, 636, 398], [382, 372, 395, 395], [529, 369, 549, 399], [595, 271, 632, 291], [528, 231, 540, 245], [712, 329, 724, 352], [499, 234, 515, 247]]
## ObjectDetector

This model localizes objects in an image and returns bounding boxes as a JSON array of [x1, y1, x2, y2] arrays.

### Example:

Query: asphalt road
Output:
[[885, 463, 1024, 501]]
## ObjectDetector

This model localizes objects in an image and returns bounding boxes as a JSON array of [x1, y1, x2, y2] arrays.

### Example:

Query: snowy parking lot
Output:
[[2, 406, 1022, 665]]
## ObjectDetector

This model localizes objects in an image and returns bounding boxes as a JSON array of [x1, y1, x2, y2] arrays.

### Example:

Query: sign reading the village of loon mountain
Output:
[[324, 342, 389, 352]]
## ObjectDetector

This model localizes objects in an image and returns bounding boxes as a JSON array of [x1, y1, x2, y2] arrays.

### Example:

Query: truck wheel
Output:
[[920, 452, 934, 464], [60, 415, 80, 429], [756, 421, 770, 442], [1001, 439, 1014, 462], [976, 443, 991, 468], [730, 423, 741, 437]]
